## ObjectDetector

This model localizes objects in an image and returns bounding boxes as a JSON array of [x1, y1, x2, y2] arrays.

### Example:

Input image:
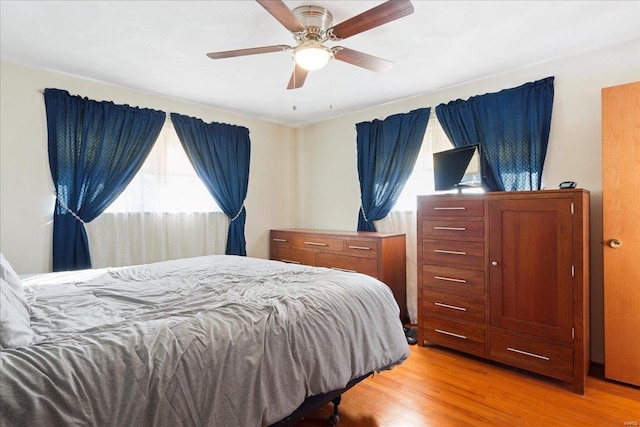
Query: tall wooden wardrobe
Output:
[[417, 189, 590, 394], [602, 81, 640, 386]]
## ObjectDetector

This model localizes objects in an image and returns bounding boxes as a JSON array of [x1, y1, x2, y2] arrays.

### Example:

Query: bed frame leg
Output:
[[328, 395, 341, 426]]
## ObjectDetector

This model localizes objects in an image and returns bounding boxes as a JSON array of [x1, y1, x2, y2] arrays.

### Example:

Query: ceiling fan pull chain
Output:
[[292, 66, 297, 110]]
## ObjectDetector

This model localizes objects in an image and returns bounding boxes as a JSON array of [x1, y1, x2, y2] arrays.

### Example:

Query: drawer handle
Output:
[[434, 249, 467, 255], [304, 241, 328, 246], [433, 207, 466, 210], [435, 329, 467, 339], [434, 275, 467, 284], [280, 259, 300, 264], [433, 226, 467, 231], [507, 347, 550, 361], [348, 245, 371, 250], [272, 238, 288, 242], [330, 267, 357, 273], [434, 302, 467, 311]]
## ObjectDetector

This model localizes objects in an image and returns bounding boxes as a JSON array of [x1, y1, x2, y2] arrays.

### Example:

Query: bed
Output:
[[0, 254, 408, 426]]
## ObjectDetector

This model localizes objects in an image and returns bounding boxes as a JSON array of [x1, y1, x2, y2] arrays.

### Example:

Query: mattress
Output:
[[0, 255, 408, 426]]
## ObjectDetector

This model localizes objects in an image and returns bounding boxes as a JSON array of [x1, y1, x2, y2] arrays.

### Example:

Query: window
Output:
[[392, 111, 454, 211], [106, 120, 221, 213], [87, 120, 227, 269]]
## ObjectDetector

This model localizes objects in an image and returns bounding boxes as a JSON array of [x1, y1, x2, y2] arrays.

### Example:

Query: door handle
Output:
[[608, 238, 622, 249]]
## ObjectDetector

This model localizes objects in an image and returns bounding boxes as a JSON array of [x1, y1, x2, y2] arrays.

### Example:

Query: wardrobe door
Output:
[[602, 82, 640, 386], [489, 197, 574, 343]]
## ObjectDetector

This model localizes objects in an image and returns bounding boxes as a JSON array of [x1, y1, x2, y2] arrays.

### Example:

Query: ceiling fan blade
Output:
[[287, 65, 309, 90], [329, 0, 414, 40], [334, 47, 394, 73], [256, 0, 305, 33], [207, 45, 291, 59]]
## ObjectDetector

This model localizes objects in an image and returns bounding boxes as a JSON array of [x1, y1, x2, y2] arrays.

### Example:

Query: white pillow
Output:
[[0, 278, 33, 349], [1, 252, 23, 292]]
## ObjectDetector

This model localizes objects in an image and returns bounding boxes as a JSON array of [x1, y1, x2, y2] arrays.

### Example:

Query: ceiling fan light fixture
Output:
[[294, 42, 332, 71]]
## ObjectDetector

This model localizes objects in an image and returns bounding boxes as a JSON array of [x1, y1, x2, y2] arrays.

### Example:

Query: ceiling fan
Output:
[[206, 0, 414, 90]]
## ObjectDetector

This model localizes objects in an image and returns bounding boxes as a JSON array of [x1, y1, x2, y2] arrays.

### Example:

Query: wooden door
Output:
[[602, 81, 640, 386], [489, 197, 574, 343]]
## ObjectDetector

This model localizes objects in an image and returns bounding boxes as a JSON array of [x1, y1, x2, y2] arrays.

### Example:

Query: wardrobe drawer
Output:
[[422, 239, 484, 268], [424, 316, 485, 354], [423, 290, 485, 324], [293, 234, 345, 252], [270, 247, 316, 266], [345, 239, 378, 258], [421, 219, 484, 239], [490, 331, 573, 377], [270, 230, 293, 248], [422, 265, 485, 296], [316, 253, 378, 277], [418, 199, 484, 218]]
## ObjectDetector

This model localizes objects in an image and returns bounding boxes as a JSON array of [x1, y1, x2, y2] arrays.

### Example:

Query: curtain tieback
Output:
[[55, 193, 85, 224], [230, 203, 245, 222], [360, 205, 370, 223]]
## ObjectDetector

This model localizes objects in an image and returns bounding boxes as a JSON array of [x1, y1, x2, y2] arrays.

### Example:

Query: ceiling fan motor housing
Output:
[[292, 5, 333, 42]]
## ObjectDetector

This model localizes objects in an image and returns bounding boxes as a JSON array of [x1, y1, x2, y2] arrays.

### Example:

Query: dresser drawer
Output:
[[490, 331, 573, 377], [424, 316, 485, 354], [270, 247, 316, 266], [423, 265, 485, 296], [345, 239, 378, 258], [270, 230, 293, 248], [421, 219, 484, 239], [422, 239, 484, 268], [316, 253, 378, 277], [419, 199, 484, 218], [423, 290, 485, 324], [293, 234, 345, 252]]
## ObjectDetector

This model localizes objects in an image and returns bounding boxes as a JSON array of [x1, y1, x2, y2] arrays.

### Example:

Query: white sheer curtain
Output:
[[86, 120, 228, 268], [374, 210, 418, 322], [376, 110, 453, 324]]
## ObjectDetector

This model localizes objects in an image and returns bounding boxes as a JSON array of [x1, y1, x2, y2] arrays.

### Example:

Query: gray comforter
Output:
[[0, 255, 408, 426]]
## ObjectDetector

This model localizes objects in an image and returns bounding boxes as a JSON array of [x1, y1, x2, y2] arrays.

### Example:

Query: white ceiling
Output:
[[1, 1, 639, 127]]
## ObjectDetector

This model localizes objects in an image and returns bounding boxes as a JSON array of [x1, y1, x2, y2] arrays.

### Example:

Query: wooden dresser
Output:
[[417, 190, 590, 394], [270, 229, 407, 320]]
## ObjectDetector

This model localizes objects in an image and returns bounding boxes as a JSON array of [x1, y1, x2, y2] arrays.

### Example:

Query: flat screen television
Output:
[[433, 144, 483, 191]]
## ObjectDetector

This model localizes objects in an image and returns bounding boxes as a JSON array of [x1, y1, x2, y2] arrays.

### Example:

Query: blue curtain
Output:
[[356, 108, 430, 231], [435, 77, 554, 191], [170, 113, 250, 256], [45, 88, 165, 271]]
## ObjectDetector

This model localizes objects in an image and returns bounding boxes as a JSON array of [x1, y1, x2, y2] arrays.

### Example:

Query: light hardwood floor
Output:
[[298, 344, 640, 426]]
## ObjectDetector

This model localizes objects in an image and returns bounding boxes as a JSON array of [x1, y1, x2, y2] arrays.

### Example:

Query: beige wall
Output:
[[0, 61, 298, 274], [297, 39, 640, 363]]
